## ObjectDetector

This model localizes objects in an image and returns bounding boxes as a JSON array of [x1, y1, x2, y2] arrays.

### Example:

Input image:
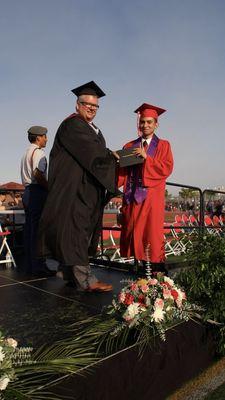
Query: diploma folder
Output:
[[116, 148, 144, 168]]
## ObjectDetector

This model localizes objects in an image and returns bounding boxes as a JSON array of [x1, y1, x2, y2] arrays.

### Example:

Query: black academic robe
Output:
[[38, 114, 116, 266]]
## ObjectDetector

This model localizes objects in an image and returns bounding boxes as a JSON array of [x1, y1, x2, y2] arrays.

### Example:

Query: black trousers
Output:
[[22, 184, 47, 273]]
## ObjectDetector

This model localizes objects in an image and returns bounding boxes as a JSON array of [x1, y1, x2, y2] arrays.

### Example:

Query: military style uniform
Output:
[[21, 126, 48, 274]]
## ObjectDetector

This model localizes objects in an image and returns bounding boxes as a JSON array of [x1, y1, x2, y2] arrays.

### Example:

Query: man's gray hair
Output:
[[78, 95, 85, 103], [77, 94, 97, 103]]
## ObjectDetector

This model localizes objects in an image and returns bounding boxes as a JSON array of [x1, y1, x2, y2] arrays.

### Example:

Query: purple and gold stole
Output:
[[124, 134, 159, 204]]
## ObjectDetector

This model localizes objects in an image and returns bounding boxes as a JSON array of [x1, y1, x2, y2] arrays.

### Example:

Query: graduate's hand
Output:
[[132, 148, 147, 159]]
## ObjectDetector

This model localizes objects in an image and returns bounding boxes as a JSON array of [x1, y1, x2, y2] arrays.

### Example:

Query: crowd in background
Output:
[[1, 191, 225, 218], [0, 192, 23, 210], [104, 196, 225, 218]]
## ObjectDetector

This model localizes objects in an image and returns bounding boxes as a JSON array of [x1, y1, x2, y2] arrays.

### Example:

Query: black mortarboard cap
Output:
[[71, 81, 105, 98], [27, 126, 48, 136]]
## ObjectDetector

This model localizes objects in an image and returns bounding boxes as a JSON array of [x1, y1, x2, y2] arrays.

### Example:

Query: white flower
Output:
[[176, 288, 186, 308], [153, 298, 165, 322], [0, 346, 5, 362], [118, 292, 126, 303], [152, 307, 165, 322], [5, 338, 17, 348], [123, 302, 140, 321], [163, 276, 174, 286], [177, 288, 186, 300], [0, 376, 10, 391]]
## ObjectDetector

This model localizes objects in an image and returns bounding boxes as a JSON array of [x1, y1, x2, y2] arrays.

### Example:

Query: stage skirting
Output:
[[54, 320, 215, 400]]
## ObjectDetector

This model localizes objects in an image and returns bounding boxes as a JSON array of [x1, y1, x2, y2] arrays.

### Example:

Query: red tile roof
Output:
[[0, 182, 24, 190]]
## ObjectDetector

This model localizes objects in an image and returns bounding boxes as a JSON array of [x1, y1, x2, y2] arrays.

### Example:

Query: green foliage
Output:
[[179, 188, 199, 200], [176, 233, 225, 355], [0, 327, 100, 400]]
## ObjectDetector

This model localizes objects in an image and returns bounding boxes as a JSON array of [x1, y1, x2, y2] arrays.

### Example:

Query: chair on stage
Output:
[[219, 215, 224, 226], [110, 227, 135, 263], [204, 215, 220, 236], [0, 223, 16, 268], [212, 215, 224, 236], [164, 223, 183, 257], [213, 215, 223, 226], [174, 214, 182, 224], [172, 222, 192, 253], [188, 215, 199, 234], [181, 214, 189, 224], [98, 227, 135, 263], [100, 229, 121, 261]]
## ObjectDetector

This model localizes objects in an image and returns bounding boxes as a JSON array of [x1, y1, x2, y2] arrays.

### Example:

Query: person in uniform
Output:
[[117, 103, 174, 273], [38, 81, 118, 292], [21, 126, 56, 276]]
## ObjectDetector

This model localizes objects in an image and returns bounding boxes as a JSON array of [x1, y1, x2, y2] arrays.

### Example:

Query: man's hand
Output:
[[112, 151, 120, 160], [33, 169, 48, 190], [132, 147, 147, 159]]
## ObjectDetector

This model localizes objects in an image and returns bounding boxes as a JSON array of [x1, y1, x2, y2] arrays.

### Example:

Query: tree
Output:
[[165, 189, 172, 200]]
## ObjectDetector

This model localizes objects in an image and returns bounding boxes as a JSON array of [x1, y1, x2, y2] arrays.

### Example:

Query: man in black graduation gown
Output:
[[38, 81, 117, 291]]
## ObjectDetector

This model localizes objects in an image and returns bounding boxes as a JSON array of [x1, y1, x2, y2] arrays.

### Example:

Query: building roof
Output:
[[0, 182, 24, 191]]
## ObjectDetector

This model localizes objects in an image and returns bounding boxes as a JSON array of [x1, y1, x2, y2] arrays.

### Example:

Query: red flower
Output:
[[130, 283, 138, 291], [163, 282, 172, 289], [138, 294, 146, 306], [171, 289, 178, 300], [124, 293, 135, 305]]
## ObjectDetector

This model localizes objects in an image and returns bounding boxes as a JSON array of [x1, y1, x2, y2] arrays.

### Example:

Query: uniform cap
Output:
[[134, 103, 166, 120], [27, 126, 48, 136], [71, 80, 105, 98]]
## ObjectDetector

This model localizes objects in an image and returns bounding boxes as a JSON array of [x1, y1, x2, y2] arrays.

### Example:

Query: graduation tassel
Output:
[[145, 243, 152, 280], [137, 111, 142, 136]]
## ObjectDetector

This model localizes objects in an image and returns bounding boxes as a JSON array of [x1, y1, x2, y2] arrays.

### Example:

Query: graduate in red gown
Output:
[[118, 103, 173, 272]]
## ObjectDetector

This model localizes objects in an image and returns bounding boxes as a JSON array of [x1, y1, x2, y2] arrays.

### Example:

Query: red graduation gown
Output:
[[118, 137, 173, 262]]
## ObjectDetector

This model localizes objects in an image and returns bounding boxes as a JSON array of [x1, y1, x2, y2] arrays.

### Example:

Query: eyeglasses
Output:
[[79, 101, 99, 110]]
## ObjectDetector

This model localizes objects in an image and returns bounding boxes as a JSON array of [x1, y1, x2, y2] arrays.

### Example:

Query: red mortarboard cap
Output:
[[134, 103, 166, 120], [71, 81, 105, 98]]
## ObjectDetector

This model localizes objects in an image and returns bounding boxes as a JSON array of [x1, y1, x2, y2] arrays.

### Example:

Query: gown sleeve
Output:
[[57, 117, 116, 193], [116, 141, 134, 189], [143, 140, 173, 186], [117, 166, 127, 188]]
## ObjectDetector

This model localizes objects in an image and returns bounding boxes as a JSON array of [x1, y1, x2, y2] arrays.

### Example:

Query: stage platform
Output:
[[0, 261, 216, 399], [0, 261, 131, 347]]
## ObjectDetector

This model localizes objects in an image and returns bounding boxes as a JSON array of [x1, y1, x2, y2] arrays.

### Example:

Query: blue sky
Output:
[[1, 0, 225, 193]]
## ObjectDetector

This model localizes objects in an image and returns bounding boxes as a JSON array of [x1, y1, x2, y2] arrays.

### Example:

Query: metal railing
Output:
[[97, 182, 225, 261], [1, 183, 225, 252], [166, 182, 225, 232]]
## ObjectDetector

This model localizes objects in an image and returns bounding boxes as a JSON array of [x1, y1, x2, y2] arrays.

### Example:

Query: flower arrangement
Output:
[[108, 273, 199, 342], [0, 331, 32, 396]]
